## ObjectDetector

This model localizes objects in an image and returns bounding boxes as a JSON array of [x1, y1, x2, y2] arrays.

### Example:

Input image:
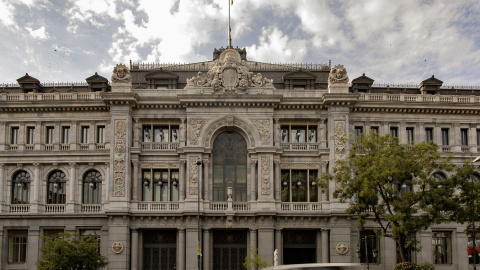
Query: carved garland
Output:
[[203, 116, 255, 148], [189, 157, 199, 195], [113, 120, 126, 197], [190, 119, 207, 145], [252, 119, 271, 145], [261, 157, 271, 195]]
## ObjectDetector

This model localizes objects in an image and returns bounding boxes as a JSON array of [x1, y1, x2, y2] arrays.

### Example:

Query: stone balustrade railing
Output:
[[0, 92, 102, 102], [358, 93, 480, 103]]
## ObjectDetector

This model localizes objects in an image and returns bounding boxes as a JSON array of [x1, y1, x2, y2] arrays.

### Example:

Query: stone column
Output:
[[399, 121, 406, 144], [319, 118, 327, 148], [70, 121, 77, 150], [54, 122, 60, 150], [453, 123, 461, 152], [0, 164, 4, 210], [17, 124, 25, 151], [275, 229, 282, 265], [316, 230, 322, 263], [470, 124, 477, 152], [0, 227, 3, 266], [0, 122, 5, 151], [178, 229, 186, 270], [203, 160, 209, 201], [274, 119, 280, 146], [33, 163, 41, 212], [131, 229, 139, 270], [321, 229, 329, 263], [320, 161, 328, 202], [250, 228, 257, 260], [250, 160, 257, 201], [104, 162, 110, 202], [27, 228, 40, 269], [34, 121, 42, 151], [179, 160, 186, 201], [132, 160, 139, 202], [274, 160, 281, 201], [133, 119, 140, 148], [203, 229, 210, 270], [186, 228, 200, 270], [89, 121, 95, 150], [417, 122, 424, 143], [67, 162, 76, 212], [258, 228, 274, 265]]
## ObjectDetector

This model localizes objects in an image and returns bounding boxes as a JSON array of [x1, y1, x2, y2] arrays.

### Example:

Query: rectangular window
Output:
[[441, 128, 449, 145], [461, 129, 469, 146], [44, 229, 64, 240], [81, 126, 89, 144], [432, 231, 452, 264], [26, 127, 34, 145], [390, 127, 398, 138], [46, 126, 54, 144], [280, 169, 318, 202], [354, 126, 363, 140], [80, 229, 101, 253], [370, 126, 379, 133], [97, 126, 105, 144], [11, 127, 19, 144], [142, 168, 179, 202], [291, 126, 307, 143], [61, 126, 70, 144], [359, 230, 379, 264], [477, 129, 480, 146], [426, 128, 434, 142], [406, 127, 414, 144], [8, 230, 27, 263]]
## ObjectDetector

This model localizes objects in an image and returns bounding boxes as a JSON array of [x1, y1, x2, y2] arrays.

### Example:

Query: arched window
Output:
[[83, 170, 102, 204], [47, 170, 66, 204], [212, 131, 247, 201], [11, 171, 31, 204]]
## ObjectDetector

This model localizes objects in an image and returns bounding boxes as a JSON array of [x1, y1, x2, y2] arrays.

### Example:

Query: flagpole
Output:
[[228, 0, 231, 48]]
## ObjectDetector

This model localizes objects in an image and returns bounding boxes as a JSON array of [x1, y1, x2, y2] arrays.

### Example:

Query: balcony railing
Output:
[[280, 202, 323, 211], [81, 204, 102, 213], [6, 144, 18, 151], [137, 202, 180, 211], [141, 142, 180, 150], [10, 204, 30, 213], [280, 143, 319, 150], [45, 204, 66, 213], [2, 92, 102, 102], [358, 93, 480, 104]]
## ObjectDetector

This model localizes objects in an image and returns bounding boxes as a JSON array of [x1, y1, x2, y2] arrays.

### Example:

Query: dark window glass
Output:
[[11, 171, 30, 204], [47, 170, 66, 204]]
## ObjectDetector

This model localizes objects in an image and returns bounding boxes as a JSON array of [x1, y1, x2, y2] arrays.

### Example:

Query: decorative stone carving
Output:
[[190, 119, 207, 145], [180, 118, 186, 141], [111, 64, 131, 83], [328, 64, 349, 84], [334, 121, 346, 156], [226, 215, 234, 228], [203, 116, 255, 148], [336, 242, 349, 255], [253, 119, 270, 145], [274, 119, 280, 142], [185, 49, 273, 94], [112, 242, 124, 254], [113, 120, 126, 197], [319, 119, 327, 141], [261, 157, 271, 195], [189, 157, 199, 195]]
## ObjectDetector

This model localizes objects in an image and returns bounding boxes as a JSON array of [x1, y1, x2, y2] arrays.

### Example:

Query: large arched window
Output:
[[213, 131, 247, 201], [47, 170, 66, 204], [12, 171, 31, 204], [83, 170, 102, 204]]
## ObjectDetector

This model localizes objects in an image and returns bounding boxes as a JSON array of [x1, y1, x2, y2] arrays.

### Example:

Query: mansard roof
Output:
[[85, 72, 109, 83], [351, 73, 375, 85], [283, 70, 317, 80], [16, 73, 41, 85], [144, 69, 179, 80]]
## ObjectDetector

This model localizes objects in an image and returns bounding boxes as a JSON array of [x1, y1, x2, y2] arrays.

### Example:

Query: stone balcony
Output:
[[0, 92, 102, 102]]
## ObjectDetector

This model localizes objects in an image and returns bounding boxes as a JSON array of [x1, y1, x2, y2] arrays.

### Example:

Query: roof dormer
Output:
[[16, 73, 42, 93], [419, 75, 443, 95], [86, 72, 111, 92], [283, 70, 317, 90], [144, 70, 179, 89], [351, 73, 374, 93]]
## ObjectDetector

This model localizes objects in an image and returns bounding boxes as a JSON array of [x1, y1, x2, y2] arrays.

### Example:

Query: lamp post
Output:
[[356, 235, 378, 270], [196, 159, 203, 270], [472, 156, 480, 270]]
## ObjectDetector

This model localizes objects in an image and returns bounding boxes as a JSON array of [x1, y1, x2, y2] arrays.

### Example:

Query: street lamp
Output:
[[196, 159, 203, 270], [471, 156, 480, 270], [356, 235, 378, 270]]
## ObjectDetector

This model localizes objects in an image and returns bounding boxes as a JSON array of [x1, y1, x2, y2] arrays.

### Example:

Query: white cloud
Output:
[[246, 27, 307, 63], [0, 1, 16, 27], [26, 26, 49, 40]]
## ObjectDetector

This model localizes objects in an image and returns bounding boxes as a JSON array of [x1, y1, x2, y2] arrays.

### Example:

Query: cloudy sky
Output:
[[0, 0, 479, 86]]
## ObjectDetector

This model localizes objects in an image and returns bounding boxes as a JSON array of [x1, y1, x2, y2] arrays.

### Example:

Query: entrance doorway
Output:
[[213, 230, 247, 270], [283, 230, 317, 265], [143, 230, 176, 270]]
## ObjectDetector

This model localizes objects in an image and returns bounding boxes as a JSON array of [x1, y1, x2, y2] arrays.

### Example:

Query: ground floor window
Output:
[[432, 231, 452, 264], [358, 230, 379, 264], [283, 230, 316, 265], [8, 230, 27, 263], [143, 230, 177, 270], [213, 230, 247, 270]]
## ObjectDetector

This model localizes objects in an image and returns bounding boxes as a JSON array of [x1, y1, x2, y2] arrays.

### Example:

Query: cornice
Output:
[[351, 107, 480, 115]]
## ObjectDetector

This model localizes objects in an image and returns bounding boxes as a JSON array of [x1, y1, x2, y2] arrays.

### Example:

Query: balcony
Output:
[[280, 202, 323, 211], [280, 143, 319, 151], [1, 92, 102, 102], [137, 202, 180, 211], [141, 142, 179, 151], [45, 204, 66, 213], [9, 204, 30, 213], [81, 204, 102, 213]]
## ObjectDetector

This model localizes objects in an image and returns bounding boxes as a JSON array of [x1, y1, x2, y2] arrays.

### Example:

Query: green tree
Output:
[[319, 132, 456, 262], [243, 246, 269, 270], [36, 232, 109, 270]]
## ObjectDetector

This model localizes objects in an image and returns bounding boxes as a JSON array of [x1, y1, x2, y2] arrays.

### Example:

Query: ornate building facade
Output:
[[0, 47, 478, 269]]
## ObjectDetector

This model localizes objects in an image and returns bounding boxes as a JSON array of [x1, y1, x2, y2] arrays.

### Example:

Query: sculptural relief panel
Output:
[[113, 120, 126, 197], [252, 119, 271, 145], [261, 157, 271, 195], [189, 157, 199, 195]]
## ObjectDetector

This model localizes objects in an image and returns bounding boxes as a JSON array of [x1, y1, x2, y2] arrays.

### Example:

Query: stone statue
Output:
[[111, 64, 131, 83], [328, 64, 349, 84]]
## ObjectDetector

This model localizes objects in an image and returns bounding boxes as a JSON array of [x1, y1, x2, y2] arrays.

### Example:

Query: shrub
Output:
[[418, 262, 435, 270], [393, 262, 420, 270]]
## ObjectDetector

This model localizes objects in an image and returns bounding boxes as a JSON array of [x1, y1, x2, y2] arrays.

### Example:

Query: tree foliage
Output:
[[319, 132, 456, 262], [243, 246, 269, 270], [36, 232, 109, 270]]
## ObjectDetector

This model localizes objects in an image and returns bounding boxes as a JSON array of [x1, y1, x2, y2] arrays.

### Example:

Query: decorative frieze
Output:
[[190, 119, 207, 146], [113, 120, 126, 197], [334, 121, 346, 157], [280, 163, 319, 169], [189, 157, 199, 195], [253, 119, 270, 145], [261, 157, 270, 195], [203, 116, 255, 148]]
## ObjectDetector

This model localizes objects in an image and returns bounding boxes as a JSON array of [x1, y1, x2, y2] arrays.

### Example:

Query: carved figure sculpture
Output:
[[328, 64, 349, 84], [111, 64, 131, 83]]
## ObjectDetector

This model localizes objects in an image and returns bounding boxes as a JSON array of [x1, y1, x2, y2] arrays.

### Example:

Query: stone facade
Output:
[[0, 48, 478, 269]]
